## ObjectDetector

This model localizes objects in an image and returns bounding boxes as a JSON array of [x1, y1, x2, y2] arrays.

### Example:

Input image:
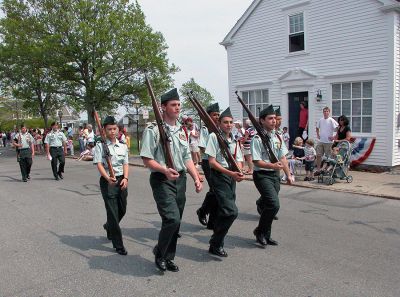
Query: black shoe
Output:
[[153, 246, 167, 271], [103, 224, 112, 240], [177, 233, 182, 238], [267, 238, 279, 246], [196, 208, 207, 226], [26, 175, 30, 180], [58, 172, 63, 179], [274, 216, 278, 220], [54, 176, 59, 181], [253, 228, 267, 247], [22, 178, 27, 182], [208, 246, 228, 257], [116, 247, 128, 255], [166, 260, 179, 272]]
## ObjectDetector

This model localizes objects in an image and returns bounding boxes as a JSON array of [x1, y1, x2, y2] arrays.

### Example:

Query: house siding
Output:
[[393, 12, 400, 165], [226, 0, 395, 166]]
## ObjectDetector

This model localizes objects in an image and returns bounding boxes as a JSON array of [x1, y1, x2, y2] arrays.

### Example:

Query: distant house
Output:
[[221, 0, 400, 168], [56, 106, 80, 129]]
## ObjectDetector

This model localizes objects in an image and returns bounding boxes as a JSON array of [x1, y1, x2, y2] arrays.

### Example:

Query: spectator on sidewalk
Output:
[[243, 119, 256, 174], [282, 127, 290, 149], [287, 137, 305, 180], [333, 115, 352, 147], [86, 124, 95, 145], [315, 107, 338, 172], [298, 102, 308, 139]]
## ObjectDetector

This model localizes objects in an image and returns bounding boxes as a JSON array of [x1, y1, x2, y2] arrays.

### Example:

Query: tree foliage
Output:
[[0, 0, 178, 127], [180, 78, 215, 121]]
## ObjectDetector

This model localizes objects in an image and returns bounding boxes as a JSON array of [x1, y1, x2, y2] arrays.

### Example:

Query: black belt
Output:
[[254, 170, 279, 176], [50, 146, 62, 148], [19, 148, 30, 150]]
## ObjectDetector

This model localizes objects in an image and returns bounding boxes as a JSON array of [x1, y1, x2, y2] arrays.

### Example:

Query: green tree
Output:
[[180, 78, 215, 121], [0, 1, 62, 128], [0, 0, 178, 128]]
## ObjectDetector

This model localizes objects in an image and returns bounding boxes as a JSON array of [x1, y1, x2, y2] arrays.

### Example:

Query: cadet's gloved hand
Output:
[[164, 168, 180, 181]]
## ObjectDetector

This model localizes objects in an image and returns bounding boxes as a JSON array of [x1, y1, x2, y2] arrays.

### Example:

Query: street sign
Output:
[[142, 109, 149, 119]]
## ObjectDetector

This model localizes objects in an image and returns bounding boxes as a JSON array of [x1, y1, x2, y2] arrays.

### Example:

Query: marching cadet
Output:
[[13, 124, 34, 182], [44, 122, 67, 181], [140, 88, 202, 272], [93, 116, 129, 256], [251, 105, 292, 248], [196, 103, 220, 229], [205, 107, 244, 258]]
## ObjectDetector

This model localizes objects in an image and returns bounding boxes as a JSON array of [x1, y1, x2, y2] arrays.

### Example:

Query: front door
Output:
[[288, 92, 308, 148]]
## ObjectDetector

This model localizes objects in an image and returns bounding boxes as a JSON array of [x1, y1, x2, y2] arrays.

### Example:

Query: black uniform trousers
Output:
[[199, 160, 217, 227], [150, 171, 186, 260], [100, 176, 127, 249], [18, 148, 32, 180], [49, 147, 65, 178], [253, 170, 280, 239], [209, 169, 238, 248]]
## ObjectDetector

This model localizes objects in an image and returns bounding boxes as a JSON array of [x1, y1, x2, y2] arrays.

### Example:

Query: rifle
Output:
[[235, 91, 279, 164], [187, 91, 241, 173], [144, 74, 176, 170], [93, 110, 116, 179]]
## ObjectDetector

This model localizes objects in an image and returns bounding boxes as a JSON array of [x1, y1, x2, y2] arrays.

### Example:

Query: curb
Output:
[[128, 162, 400, 201]]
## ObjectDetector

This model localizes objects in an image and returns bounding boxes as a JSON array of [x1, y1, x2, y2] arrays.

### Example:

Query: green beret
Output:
[[219, 107, 233, 119], [259, 105, 276, 119], [103, 115, 117, 127], [161, 88, 179, 104], [275, 106, 281, 117], [206, 103, 220, 114]]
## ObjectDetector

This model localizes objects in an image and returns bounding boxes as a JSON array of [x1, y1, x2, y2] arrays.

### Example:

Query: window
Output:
[[241, 89, 269, 118], [332, 81, 372, 133], [289, 13, 305, 52]]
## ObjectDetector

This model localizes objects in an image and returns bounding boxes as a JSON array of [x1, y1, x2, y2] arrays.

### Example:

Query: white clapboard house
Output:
[[221, 0, 400, 168]]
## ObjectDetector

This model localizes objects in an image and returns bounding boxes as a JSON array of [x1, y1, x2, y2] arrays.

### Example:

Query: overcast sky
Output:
[[138, 0, 253, 109]]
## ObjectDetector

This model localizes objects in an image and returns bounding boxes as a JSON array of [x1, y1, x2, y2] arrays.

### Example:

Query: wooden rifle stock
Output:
[[144, 74, 176, 170], [235, 91, 279, 164], [93, 111, 116, 179], [188, 91, 241, 173]]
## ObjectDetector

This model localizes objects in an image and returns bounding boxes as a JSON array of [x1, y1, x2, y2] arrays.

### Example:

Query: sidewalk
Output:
[[128, 156, 400, 200]]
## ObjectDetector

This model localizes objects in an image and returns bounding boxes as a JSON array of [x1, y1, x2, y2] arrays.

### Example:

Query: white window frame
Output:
[[331, 81, 373, 134], [288, 12, 305, 53], [241, 89, 269, 118]]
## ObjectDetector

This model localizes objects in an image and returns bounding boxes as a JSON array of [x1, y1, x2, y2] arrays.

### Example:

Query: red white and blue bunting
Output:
[[350, 137, 376, 166]]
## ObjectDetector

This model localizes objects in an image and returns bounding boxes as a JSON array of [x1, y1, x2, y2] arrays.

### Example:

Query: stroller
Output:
[[317, 141, 353, 185]]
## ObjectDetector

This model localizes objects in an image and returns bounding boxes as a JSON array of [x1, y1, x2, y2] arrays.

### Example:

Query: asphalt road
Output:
[[0, 147, 399, 297]]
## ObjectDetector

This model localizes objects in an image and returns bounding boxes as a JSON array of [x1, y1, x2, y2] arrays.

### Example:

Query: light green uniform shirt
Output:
[[140, 121, 191, 172], [251, 130, 288, 172], [93, 139, 129, 176], [198, 126, 209, 160], [44, 130, 67, 147], [205, 132, 243, 168], [14, 132, 33, 149]]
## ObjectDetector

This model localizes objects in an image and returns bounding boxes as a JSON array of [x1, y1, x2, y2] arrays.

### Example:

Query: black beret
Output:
[[206, 103, 220, 114], [161, 88, 179, 104], [275, 106, 281, 117], [219, 107, 233, 119], [103, 115, 117, 126], [259, 105, 276, 119]]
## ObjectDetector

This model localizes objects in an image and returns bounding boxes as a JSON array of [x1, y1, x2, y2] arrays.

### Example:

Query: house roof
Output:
[[220, 0, 400, 48]]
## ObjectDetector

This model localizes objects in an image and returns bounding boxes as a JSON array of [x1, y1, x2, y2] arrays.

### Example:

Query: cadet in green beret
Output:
[[250, 105, 292, 248], [205, 107, 244, 258], [12, 124, 35, 182], [93, 116, 129, 256], [275, 106, 283, 135], [140, 88, 203, 272], [196, 102, 220, 229], [44, 122, 67, 180]]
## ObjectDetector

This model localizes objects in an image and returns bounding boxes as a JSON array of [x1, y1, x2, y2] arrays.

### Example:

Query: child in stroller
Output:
[[316, 141, 353, 185]]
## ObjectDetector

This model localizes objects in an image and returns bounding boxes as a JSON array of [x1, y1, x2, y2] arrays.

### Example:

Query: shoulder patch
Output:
[[179, 133, 187, 141]]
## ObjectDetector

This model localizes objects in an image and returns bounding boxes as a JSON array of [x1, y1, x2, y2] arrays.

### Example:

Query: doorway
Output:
[[288, 92, 308, 148]]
